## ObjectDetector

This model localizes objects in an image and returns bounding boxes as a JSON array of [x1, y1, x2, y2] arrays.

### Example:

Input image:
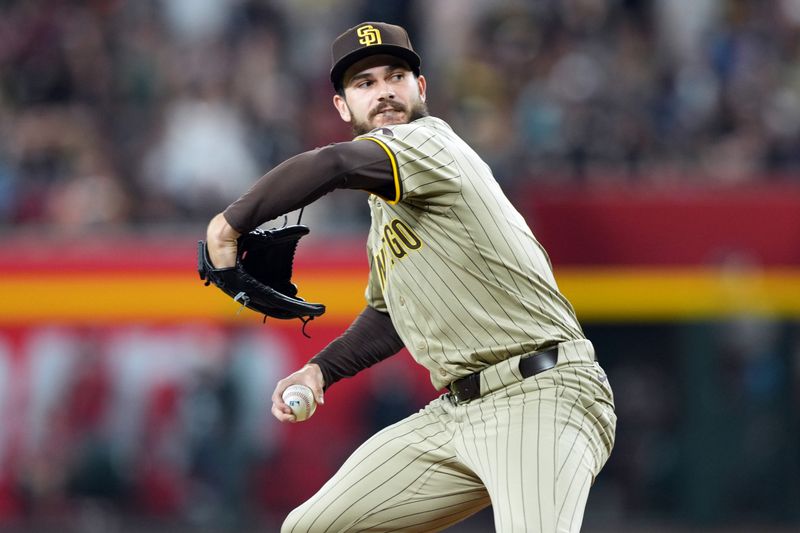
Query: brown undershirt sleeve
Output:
[[309, 305, 405, 390], [223, 141, 401, 389], [223, 139, 396, 233]]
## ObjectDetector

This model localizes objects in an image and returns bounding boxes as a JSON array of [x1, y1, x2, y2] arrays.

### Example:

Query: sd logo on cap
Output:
[[357, 24, 382, 46]]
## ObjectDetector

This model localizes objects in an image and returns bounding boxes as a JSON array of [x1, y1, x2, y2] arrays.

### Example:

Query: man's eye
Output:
[[391, 73, 404, 81], [358, 80, 373, 88]]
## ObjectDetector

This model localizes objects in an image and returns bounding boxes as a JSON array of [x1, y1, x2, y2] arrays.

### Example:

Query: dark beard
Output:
[[350, 100, 430, 136]]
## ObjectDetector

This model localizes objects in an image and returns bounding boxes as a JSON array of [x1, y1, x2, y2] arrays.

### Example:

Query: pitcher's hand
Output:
[[271, 364, 325, 423]]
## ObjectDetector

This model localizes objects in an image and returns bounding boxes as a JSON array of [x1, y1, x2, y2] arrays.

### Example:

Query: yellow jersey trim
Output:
[[359, 137, 401, 204]]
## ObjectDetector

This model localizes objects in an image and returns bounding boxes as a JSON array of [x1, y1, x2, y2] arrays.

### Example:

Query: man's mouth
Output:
[[372, 104, 405, 118]]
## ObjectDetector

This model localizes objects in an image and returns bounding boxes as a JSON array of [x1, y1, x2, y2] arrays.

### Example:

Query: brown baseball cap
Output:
[[330, 22, 421, 91]]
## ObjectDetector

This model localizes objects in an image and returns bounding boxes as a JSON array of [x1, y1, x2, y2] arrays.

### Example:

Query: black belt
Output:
[[447, 346, 559, 404]]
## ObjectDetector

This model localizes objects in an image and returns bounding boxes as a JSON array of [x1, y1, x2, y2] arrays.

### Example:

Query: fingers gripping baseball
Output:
[[271, 364, 325, 423]]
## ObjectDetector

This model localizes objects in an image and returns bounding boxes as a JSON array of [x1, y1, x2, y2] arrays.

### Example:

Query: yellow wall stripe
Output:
[[1, 268, 799, 324], [0, 273, 365, 325], [556, 267, 800, 320]]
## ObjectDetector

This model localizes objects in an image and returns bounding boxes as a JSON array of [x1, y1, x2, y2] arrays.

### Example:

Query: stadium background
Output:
[[1, 0, 799, 531]]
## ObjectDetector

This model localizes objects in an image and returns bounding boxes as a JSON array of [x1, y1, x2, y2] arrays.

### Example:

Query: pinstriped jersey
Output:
[[357, 116, 586, 390]]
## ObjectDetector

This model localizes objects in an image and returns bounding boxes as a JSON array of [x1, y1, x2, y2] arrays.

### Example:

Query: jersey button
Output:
[[399, 296, 405, 306], [438, 368, 447, 377], [417, 340, 427, 350]]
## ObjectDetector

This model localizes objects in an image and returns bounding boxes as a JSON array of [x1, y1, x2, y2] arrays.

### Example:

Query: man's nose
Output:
[[377, 81, 396, 100]]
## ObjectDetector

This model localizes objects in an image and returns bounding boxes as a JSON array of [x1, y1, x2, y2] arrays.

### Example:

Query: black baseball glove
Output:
[[198, 225, 325, 322]]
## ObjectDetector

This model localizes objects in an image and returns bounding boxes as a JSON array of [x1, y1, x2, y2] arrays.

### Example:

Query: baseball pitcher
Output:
[[205, 21, 616, 532]]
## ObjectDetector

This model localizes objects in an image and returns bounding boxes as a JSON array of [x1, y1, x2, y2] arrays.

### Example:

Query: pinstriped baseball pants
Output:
[[282, 352, 616, 532]]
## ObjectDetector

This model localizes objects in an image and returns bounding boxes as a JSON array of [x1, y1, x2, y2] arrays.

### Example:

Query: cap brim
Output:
[[331, 45, 421, 90]]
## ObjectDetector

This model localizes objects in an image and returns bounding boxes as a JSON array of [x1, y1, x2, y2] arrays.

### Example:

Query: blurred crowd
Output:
[[0, 0, 799, 234]]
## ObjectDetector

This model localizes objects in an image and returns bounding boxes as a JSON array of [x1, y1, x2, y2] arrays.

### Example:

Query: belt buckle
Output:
[[451, 373, 479, 405], [452, 390, 467, 404]]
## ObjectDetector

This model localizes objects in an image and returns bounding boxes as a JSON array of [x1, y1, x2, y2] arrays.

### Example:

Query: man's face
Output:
[[333, 54, 428, 136]]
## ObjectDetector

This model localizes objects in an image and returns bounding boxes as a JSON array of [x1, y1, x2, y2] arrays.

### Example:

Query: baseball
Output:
[[282, 384, 317, 422]]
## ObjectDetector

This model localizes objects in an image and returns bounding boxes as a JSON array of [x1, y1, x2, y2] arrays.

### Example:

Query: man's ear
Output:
[[333, 94, 352, 122], [417, 75, 427, 103]]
